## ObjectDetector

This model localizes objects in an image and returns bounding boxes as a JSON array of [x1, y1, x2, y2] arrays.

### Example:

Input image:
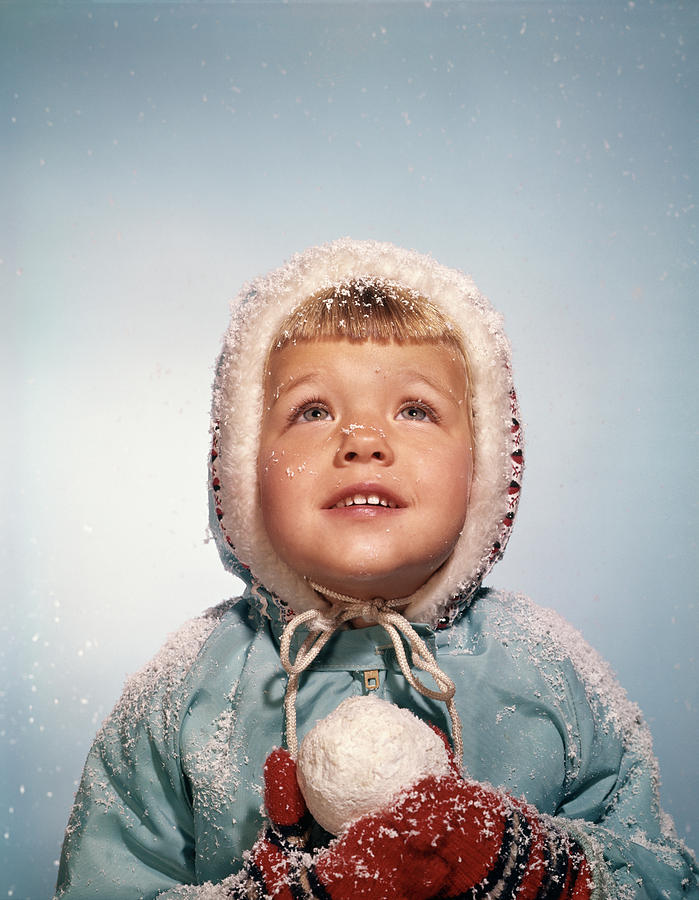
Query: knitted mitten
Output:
[[230, 746, 593, 900], [311, 774, 593, 900], [227, 747, 312, 900]]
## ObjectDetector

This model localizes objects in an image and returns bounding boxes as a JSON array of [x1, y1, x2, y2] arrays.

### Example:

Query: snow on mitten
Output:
[[227, 747, 312, 900], [230, 709, 593, 900], [309, 772, 593, 900]]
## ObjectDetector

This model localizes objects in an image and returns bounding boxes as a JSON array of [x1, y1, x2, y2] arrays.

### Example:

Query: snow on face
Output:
[[257, 338, 474, 603], [296, 695, 452, 835]]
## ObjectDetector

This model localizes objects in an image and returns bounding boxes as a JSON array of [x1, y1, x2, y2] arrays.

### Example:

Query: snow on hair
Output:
[[268, 277, 475, 438]]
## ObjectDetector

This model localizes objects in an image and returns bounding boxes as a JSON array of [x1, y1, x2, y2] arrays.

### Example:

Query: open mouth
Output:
[[331, 493, 398, 509], [326, 485, 404, 510]]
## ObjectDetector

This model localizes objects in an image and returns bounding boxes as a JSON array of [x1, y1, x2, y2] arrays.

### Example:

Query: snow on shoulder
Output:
[[102, 600, 238, 755], [484, 592, 658, 790]]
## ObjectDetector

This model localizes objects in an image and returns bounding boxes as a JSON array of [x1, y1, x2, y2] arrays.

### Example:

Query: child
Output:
[[55, 240, 697, 898]]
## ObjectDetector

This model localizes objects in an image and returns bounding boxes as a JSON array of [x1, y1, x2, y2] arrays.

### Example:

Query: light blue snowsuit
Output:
[[55, 586, 697, 898]]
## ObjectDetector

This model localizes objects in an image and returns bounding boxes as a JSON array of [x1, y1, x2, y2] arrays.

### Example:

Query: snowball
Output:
[[296, 695, 452, 835]]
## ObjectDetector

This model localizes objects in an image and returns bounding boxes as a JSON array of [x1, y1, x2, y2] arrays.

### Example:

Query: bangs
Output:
[[272, 278, 465, 352]]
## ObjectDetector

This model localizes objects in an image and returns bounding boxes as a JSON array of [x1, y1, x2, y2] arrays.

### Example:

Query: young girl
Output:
[[55, 240, 697, 898]]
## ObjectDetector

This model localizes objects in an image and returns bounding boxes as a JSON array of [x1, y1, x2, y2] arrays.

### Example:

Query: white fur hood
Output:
[[209, 239, 523, 628]]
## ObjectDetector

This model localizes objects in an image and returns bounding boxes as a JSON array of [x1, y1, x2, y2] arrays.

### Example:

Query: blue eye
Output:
[[302, 406, 329, 421], [399, 405, 429, 421]]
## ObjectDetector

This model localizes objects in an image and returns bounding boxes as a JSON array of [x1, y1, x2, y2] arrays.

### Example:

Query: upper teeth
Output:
[[334, 493, 396, 508]]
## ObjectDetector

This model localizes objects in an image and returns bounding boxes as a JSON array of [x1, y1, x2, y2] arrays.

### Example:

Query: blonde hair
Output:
[[269, 277, 474, 434]]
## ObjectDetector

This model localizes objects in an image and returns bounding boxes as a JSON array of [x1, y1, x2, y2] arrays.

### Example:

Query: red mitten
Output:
[[264, 746, 308, 827], [310, 772, 593, 900], [231, 743, 593, 900], [228, 747, 312, 900]]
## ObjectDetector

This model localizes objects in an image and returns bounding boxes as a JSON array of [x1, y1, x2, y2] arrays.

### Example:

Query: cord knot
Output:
[[279, 582, 463, 766]]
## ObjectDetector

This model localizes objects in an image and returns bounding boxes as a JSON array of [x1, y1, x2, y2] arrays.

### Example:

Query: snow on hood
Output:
[[209, 239, 523, 628]]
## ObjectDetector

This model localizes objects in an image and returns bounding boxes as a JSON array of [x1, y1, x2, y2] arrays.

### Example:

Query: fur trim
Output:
[[210, 239, 523, 627]]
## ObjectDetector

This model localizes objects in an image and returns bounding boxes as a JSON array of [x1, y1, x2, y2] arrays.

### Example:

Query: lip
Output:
[[324, 482, 406, 510]]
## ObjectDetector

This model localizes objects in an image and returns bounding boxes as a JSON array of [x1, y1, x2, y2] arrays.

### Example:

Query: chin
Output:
[[323, 568, 436, 603]]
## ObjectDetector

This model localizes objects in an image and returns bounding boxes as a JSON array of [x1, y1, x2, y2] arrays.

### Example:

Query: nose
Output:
[[335, 424, 394, 466]]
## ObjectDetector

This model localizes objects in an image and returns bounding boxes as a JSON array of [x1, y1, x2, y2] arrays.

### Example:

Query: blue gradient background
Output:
[[2, 2, 697, 897]]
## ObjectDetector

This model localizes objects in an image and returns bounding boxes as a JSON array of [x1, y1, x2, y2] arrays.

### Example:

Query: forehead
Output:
[[264, 338, 467, 400]]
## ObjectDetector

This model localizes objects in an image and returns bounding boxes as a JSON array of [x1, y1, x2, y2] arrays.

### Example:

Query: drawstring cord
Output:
[[279, 582, 463, 766]]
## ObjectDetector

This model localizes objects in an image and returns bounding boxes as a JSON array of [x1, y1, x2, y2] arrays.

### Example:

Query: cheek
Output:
[[257, 451, 323, 572], [257, 447, 287, 524], [432, 448, 473, 529], [257, 460, 299, 561], [258, 446, 318, 514]]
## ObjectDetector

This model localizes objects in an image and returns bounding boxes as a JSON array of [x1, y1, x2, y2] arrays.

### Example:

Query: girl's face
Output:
[[257, 339, 474, 604]]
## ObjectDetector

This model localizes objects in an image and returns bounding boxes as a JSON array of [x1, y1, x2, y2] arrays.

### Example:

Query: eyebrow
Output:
[[268, 372, 324, 404], [398, 369, 465, 401], [269, 368, 463, 405]]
